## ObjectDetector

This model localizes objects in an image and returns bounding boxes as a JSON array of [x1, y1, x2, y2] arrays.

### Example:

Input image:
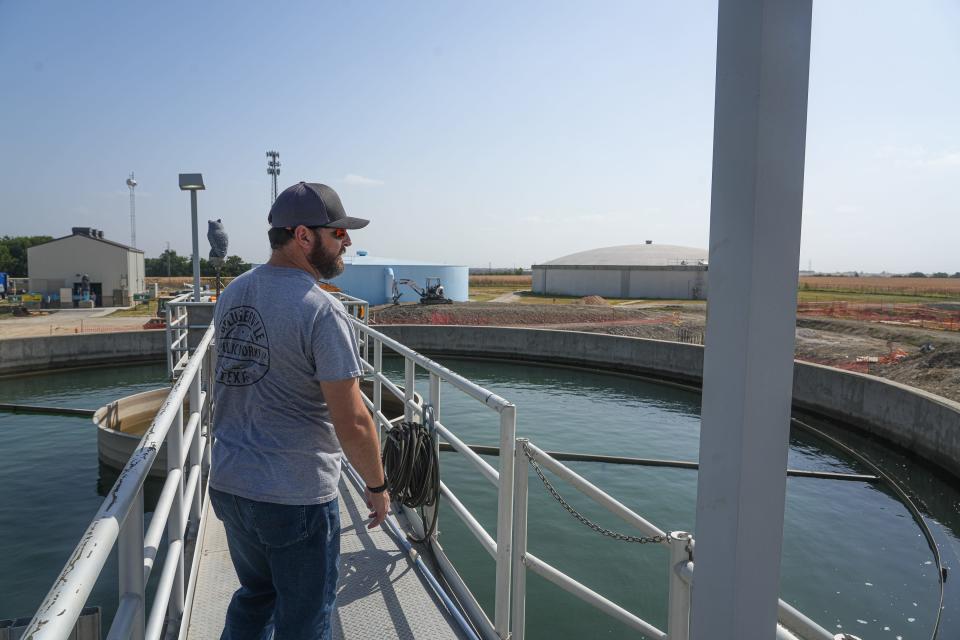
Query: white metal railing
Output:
[[24, 325, 216, 640], [348, 318, 516, 640], [25, 290, 850, 640], [333, 291, 371, 361], [345, 316, 847, 640], [164, 293, 192, 377], [512, 439, 678, 640], [333, 291, 369, 323], [511, 441, 843, 640]]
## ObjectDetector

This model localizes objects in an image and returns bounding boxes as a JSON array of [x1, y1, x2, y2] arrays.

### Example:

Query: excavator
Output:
[[392, 277, 453, 305]]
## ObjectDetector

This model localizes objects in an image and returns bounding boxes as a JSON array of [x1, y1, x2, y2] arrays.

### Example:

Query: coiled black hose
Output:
[[381, 407, 440, 543]]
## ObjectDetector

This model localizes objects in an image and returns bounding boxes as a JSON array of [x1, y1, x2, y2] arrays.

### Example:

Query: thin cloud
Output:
[[517, 211, 628, 225], [874, 145, 960, 168], [98, 189, 153, 198], [518, 215, 546, 224], [834, 204, 863, 214], [342, 174, 384, 187], [929, 152, 960, 167]]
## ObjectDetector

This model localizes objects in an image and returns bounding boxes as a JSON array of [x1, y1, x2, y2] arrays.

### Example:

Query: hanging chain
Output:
[[521, 442, 667, 544]]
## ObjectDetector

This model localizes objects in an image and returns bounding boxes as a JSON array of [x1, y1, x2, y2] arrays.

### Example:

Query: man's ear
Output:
[[293, 226, 311, 244]]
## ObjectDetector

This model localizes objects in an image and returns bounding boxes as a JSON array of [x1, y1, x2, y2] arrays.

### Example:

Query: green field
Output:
[[108, 300, 159, 317]]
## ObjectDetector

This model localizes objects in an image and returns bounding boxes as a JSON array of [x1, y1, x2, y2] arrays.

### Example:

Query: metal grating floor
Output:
[[185, 476, 469, 639]]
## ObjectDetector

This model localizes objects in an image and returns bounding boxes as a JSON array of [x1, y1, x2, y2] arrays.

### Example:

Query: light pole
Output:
[[126, 173, 138, 248], [178, 173, 205, 302], [266, 150, 281, 204]]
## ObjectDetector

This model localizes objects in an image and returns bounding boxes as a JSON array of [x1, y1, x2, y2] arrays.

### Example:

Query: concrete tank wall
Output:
[[378, 325, 960, 478], [4, 324, 957, 479], [0, 331, 165, 376]]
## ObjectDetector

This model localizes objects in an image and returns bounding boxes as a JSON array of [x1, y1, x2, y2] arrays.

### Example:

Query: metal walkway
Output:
[[185, 473, 469, 640]]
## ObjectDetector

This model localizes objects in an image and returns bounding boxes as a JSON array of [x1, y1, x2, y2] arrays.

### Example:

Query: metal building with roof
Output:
[[27, 227, 145, 307], [531, 241, 708, 300]]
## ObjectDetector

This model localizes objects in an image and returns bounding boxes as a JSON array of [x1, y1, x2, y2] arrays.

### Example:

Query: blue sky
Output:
[[1, 1, 957, 272]]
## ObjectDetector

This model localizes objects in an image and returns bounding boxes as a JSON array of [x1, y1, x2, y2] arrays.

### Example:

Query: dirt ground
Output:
[[0, 308, 151, 338], [372, 301, 960, 402]]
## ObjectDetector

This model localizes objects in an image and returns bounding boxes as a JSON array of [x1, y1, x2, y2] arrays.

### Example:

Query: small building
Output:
[[28, 228, 145, 307], [532, 242, 708, 300], [330, 253, 468, 306]]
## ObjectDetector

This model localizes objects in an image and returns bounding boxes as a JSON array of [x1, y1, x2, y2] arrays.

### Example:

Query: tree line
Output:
[[0, 235, 54, 276], [145, 249, 252, 277], [0, 236, 251, 278]]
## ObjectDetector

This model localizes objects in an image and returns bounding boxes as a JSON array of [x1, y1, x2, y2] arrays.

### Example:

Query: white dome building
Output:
[[531, 242, 708, 300]]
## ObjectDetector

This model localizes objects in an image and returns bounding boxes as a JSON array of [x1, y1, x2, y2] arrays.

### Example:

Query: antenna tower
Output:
[[126, 172, 138, 248], [266, 150, 281, 203]]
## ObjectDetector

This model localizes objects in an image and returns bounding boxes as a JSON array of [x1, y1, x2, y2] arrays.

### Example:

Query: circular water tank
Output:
[[333, 254, 468, 305]]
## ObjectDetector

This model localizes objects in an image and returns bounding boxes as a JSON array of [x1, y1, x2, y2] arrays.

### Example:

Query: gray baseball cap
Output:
[[267, 182, 369, 229]]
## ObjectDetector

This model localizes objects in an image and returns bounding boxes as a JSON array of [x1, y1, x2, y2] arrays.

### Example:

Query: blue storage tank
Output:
[[329, 253, 468, 306]]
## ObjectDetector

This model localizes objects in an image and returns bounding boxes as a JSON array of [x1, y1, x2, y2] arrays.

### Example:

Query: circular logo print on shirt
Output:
[[216, 306, 270, 386]]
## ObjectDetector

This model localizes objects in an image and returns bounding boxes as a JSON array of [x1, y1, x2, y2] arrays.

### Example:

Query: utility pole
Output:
[[126, 172, 138, 248], [266, 150, 281, 204], [166, 241, 171, 277]]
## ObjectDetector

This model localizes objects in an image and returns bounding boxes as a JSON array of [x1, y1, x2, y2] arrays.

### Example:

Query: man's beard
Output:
[[309, 240, 345, 280]]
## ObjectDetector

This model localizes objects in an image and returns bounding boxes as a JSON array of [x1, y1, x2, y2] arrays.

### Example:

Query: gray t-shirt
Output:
[[210, 264, 363, 505]]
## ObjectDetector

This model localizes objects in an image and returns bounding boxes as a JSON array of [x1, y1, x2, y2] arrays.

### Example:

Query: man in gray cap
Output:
[[210, 182, 389, 639]]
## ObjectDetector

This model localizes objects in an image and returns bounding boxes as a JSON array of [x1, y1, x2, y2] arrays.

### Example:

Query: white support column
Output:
[[691, 1, 812, 639]]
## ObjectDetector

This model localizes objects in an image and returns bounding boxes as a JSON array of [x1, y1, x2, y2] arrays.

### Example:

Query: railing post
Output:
[[118, 490, 146, 640], [358, 302, 370, 360], [427, 372, 441, 537], [362, 322, 369, 362], [189, 371, 203, 523], [353, 312, 363, 357], [165, 304, 174, 379], [373, 339, 383, 437], [205, 342, 216, 472], [404, 358, 415, 423], [494, 404, 516, 639], [510, 438, 530, 640], [667, 531, 693, 640], [180, 305, 189, 360], [166, 404, 186, 621]]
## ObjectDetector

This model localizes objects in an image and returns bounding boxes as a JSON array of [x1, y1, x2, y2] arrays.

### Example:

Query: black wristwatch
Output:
[[366, 480, 389, 494]]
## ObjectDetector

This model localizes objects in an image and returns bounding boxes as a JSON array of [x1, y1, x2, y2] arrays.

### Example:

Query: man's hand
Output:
[[364, 488, 391, 529]]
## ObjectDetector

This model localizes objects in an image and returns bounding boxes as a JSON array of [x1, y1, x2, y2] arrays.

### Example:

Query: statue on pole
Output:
[[207, 219, 229, 297]]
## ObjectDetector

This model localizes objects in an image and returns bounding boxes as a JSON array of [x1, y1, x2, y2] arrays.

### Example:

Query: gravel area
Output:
[[0, 308, 151, 338]]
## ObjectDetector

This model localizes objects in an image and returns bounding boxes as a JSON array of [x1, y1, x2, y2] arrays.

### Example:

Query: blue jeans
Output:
[[210, 488, 340, 640]]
